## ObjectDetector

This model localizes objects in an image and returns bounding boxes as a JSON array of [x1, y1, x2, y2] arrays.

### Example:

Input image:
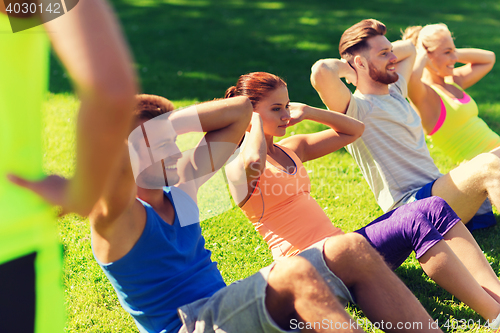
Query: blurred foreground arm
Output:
[[9, 0, 138, 216]]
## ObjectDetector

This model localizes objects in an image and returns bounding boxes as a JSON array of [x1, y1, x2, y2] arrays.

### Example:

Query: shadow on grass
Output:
[[49, 0, 500, 108], [396, 263, 482, 327], [346, 220, 500, 331], [394, 222, 500, 328], [471, 222, 500, 274]]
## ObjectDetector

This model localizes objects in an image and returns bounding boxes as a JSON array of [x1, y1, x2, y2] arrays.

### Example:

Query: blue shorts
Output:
[[355, 197, 461, 269], [415, 179, 496, 231]]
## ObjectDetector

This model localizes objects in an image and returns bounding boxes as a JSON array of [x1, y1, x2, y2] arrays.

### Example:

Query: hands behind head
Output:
[[288, 102, 307, 127], [416, 39, 432, 66], [341, 58, 358, 86], [416, 38, 429, 55]]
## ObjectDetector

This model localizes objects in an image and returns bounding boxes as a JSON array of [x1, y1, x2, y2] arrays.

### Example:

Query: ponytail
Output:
[[401, 25, 423, 46], [224, 86, 238, 99], [224, 72, 286, 107]]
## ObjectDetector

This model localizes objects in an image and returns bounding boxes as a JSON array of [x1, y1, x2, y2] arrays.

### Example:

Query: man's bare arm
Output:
[[310, 58, 355, 114], [392, 40, 416, 85]]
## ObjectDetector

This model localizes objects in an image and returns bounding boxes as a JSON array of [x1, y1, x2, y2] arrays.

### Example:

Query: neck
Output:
[[137, 188, 166, 207], [423, 67, 446, 86], [265, 134, 276, 154], [137, 187, 176, 225], [356, 76, 390, 95]]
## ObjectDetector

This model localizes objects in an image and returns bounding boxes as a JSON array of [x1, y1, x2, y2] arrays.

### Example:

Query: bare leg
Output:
[[323, 233, 441, 333], [266, 256, 363, 333], [432, 153, 500, 223], [443, 223, 500, 303], [418, 237, 500, 321]]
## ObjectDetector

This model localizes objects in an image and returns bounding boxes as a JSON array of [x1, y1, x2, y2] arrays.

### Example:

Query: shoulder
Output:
[[91, 197, 148, 264], [346, 91, 364, 116], [346, 91, 374, 120]]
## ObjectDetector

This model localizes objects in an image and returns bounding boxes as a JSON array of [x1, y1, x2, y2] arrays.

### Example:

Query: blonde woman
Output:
[[403, 23, 498, 164]]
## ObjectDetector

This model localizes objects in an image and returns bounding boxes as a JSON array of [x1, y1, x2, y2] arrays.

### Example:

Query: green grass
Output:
[[42, 0, 500, 331]]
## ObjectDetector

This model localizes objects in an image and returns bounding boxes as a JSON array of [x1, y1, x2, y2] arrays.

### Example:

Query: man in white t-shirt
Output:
[[310, 18, 499, 230]]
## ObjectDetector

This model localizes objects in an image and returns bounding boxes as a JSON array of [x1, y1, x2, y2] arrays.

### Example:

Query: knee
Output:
[[419, 196, 447, 209], [324, 233, 387, 286], [266, 257, 319, 322], [324, 233, 381, 265], [269, 256, 318, 288], [472, 153, 500, 177], [415, 197, 454, 218]]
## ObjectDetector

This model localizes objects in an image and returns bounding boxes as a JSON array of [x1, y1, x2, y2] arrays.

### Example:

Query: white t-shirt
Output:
[[345, 76, 441, 212]]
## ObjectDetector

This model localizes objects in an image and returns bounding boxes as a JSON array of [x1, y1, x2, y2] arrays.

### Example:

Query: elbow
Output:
[[481, 51, 496, 73], [241, 96, 254, 118], [310, 60, 328, 88], [232, 96, 253, 115], [236, 96, 253, 124], [347, 121, 365, 143], [354, 121, 365, 139], [227, 96, 253, 136]]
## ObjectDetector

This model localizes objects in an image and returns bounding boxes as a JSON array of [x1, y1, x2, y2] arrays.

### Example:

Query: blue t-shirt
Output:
[[94, 187, 226, 333]]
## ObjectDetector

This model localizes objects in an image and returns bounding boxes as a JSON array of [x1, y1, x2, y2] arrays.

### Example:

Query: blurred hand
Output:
[[7, 174, 81, 216], [288, 102, 307, 127]]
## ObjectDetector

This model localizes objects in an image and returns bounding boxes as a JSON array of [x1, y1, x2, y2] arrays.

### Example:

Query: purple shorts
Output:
[[355, 197, 461, 269], [415, 179, 496, 231]]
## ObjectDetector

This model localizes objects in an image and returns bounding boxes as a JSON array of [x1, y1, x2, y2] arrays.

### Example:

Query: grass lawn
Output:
[[43, 0, 500, 331]]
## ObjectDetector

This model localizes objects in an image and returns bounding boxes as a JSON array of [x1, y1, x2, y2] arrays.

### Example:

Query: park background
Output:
[[43, 0, 500, 331]]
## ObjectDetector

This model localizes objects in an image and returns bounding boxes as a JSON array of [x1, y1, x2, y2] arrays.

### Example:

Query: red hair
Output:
[[134, 94, 175, 121], [225, 72, 286, 107]]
